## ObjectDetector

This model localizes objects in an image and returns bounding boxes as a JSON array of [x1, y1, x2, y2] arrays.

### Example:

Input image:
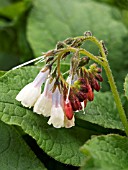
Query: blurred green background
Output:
[[0, 0, 128, 92]]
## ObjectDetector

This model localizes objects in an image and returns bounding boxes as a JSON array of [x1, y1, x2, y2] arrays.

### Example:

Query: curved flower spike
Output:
[[16, 68, 49, 108]]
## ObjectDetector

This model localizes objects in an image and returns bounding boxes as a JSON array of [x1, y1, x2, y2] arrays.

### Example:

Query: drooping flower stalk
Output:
[[15, 31, 127, 133]]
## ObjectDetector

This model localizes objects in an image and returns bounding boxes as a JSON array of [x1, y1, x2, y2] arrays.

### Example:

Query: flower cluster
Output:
[[16, 32, 104, 128], [16, 63, 103, 128]]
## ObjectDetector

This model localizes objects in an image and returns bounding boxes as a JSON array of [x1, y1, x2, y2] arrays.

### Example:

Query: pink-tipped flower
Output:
[[48, 87, 64, 128], [64, 115, 75, 128], [16, 68, 49, 108], [33, 78, 54, 116]]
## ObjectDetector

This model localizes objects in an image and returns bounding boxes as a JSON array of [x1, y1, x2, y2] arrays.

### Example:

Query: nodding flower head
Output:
[[16, 68, 49, 108], [48, 87, 65, 128], [33, 78, 54, 116], [15, 33, 104, 129]]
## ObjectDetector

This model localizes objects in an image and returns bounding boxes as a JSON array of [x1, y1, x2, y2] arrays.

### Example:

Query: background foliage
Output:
[[0, 0, 128, 169]]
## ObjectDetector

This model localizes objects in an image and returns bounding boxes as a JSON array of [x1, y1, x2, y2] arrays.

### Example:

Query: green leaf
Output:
[[0, 66, 97, 166], [0, 1, 31, 20], [0, 120, 46, 170], [27, 0, 128, 92], [0, 2, 33, 71], [80, 134, 128, 170], [0, 0, 11, 8], [76, 92, 124, 130], [0, 71, 6, 77], [94, 0, 128, 9], [124, 74, 128, 100]]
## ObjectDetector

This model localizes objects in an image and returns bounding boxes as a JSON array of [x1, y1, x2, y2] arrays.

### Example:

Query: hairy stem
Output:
[[103, 62, 128, 136]]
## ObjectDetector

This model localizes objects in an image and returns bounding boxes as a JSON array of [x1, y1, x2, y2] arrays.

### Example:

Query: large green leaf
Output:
[[0, 120, 46, 170], [0, 2, 33, 71], [80, 134, 128, 170], [94, 0, 128, 9], [0, 66, 98, 166], [124, 74, 128, 100], [76, 92, 124, 130], [0, 1, 31, 20]]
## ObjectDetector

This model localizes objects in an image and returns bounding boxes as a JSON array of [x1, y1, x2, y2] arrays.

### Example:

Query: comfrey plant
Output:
[[15, 32, 128, 135]]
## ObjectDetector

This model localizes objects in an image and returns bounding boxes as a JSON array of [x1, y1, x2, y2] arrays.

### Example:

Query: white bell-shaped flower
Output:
[[33, 78, 54, 116], [16, 68, 49, 108], [48, 87, 64, 128], [48, 106, 64, 128]]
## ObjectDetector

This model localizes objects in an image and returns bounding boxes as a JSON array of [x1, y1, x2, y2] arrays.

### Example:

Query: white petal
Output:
[[48, 105, 64, 128], [16, 82, 41, 108], [33, 69, 49, 87], [64, 116, 75, 128], [34, 94, 52, 117]]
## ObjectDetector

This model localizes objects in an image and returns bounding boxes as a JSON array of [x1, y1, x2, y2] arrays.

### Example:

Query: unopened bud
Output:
[[64, 38, 74, 45], [78, 57, 90, 67], [69, 92, 82, 111], [76, 91, 87, 102], [64, 100, 74, 120], [91, 79, 100, 91], [95, 74, 103, 82], [56, 41, 64, 49], [87, 84, 94, 101], [80, 84, 88, 93], [96, 67, 102, 73], [84, 31, 92, 37]]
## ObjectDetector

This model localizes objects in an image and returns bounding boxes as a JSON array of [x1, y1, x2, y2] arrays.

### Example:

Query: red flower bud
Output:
[[64, 100, 74, 120], [87, 84, 94, 101], [76, 91, 87, 102], [80, 84, 88, 93], [91, 79, 100, 92], [69, 92, 82, 111], [95, 74, 103, 82]]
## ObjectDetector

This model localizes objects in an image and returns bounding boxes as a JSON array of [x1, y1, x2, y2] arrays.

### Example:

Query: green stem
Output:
[[103, 62, 128, 136], [74, 36, 106, 59], [68, 47, 104, 66]]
